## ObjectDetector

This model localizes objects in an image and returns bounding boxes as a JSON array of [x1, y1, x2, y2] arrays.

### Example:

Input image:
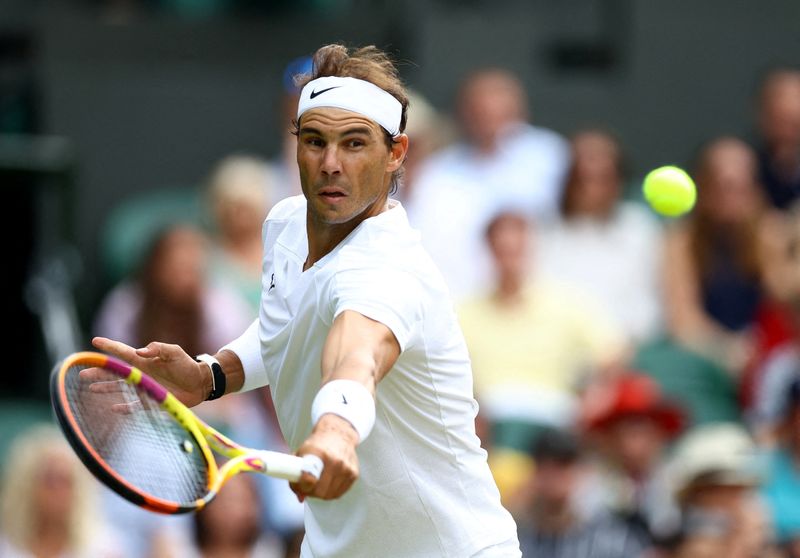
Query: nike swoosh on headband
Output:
[[309, 86, 341, 99]]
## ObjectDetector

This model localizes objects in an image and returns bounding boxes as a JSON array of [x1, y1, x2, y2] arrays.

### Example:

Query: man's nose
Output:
[[320, 145, 342, 175]]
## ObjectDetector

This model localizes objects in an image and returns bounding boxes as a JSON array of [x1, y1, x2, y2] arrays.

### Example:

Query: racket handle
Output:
[[257, 450, 324, 482]]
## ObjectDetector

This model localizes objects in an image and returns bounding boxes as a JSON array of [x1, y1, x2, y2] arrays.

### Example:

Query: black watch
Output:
[[195, 354, 226, 400]]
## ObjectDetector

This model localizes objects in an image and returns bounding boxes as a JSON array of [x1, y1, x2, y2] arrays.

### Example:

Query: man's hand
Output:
[[92, 337, 211, 407], [290, 414, 360, 502]]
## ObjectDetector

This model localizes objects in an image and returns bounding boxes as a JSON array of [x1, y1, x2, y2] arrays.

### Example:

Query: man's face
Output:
[[297, 107, 405, 227], [607, 415, 666, 478], [531, 459, 581, 509], [759, 74, 800, 149], [459, 72, 524, 150]]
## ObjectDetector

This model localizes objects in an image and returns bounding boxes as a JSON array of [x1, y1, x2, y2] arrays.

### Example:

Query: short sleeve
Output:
[[326, 265, 423, 352], [220, 318, 268, 392]]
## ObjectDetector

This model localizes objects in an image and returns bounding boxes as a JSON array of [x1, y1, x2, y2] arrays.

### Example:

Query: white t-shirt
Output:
[[224, 196, 520, 558], [405, 121, 569, 302], [536, 202, 664, 342]]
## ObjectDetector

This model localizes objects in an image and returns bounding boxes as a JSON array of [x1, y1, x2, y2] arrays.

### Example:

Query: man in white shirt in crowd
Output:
[[406, 68, 570, 301], [94, 43, 520, 558]]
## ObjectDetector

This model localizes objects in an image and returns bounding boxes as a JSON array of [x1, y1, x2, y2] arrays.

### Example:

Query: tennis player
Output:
[[94, 43, 521, 557]]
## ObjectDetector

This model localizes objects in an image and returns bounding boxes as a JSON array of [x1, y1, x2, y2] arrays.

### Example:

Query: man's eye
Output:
[[306, 138, 323, 147]]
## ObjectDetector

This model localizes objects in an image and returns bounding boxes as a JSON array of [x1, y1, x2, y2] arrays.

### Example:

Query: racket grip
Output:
[[301, 454, 325, 480], [257, 450, 324, 482]]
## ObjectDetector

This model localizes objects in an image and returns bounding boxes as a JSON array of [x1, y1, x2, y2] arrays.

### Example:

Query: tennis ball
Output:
[[642, 166, 696, 217]]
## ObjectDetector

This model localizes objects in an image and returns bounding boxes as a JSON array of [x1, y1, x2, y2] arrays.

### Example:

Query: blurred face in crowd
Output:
[[297, 107, 406, 227], [681, 488, 769, 558], [34, 446, 77, 522], [486, 213, 530, 281], [606, 415, 666, 479], [759, 71, 800, 151], [199, 474, 261, 547], [458, 70, 526, 152], [211, 159, 271, 242], [696, 138, 762, 226], [531, 458, 582, 510], [685, 483, 750, 514], [149, 227, 207, 307], [567, 131, 623, 218]]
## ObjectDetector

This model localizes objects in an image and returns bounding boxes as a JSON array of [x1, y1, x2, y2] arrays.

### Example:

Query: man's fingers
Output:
[[92, 337, 141, 365], [135, 342, 163, 359], [111, 400, 144, 414], [290, 470, 320, 501], [327, 474, 355, 500], [298, 469, 320, 492], [296, 463, 358, 501], [87, 378, 126, 394], [79, 366, 115, 382]]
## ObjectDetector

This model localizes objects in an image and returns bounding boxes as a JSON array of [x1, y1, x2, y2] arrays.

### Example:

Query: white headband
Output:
[[297, 76, 403, 137]]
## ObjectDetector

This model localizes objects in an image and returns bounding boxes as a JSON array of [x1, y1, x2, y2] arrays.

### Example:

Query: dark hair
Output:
[[530, 428, 582, 464], [135, 225, 204, 356], [559, 128, 626, 219], [688, 136, 763, 282], [292, 44, 410, 194], [484, 210, 529, 242]]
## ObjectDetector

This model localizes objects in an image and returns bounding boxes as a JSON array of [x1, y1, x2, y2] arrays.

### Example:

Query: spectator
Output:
[[177, 474, 285, 558], [759, 202, 800, 306], [761, 377, 800, 549], [755, 69, 800, 210], [407, 68, 570, 301], [94, 224, 252, 356], [458, 210, 627, 450], [663, 137, 766, 372], [394, 89, 453, 205], [750, 205, 800, 441], [516, 428, 651, 558], [668, 423, 772, 558], [537, 129, 664, 343], [581, 373, 685, 543], [0, 425, 124, 558], [207, 154, 275, 314]]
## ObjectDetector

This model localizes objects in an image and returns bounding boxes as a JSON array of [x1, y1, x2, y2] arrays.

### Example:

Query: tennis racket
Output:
[[51, 351, 323, 514]]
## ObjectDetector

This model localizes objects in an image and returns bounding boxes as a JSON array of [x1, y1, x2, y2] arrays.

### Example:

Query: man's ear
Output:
[[387, 134, 409, 173]]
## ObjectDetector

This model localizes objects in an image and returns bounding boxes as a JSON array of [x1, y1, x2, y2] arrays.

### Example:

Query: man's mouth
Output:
[[318, 187, 347, 200]]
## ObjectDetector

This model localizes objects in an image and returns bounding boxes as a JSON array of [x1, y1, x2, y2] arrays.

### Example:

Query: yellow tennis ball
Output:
[[643, 165, 697, 217]]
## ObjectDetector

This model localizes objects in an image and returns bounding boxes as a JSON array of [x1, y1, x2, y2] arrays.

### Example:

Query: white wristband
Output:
[[311, 380, 376, 443]]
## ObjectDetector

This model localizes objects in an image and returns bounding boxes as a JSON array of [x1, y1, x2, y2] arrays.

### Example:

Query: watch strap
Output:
[[195, 353, 226, 401]]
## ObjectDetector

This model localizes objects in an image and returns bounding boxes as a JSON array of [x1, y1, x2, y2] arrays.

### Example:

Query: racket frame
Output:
[[51, 351, 312, 514]]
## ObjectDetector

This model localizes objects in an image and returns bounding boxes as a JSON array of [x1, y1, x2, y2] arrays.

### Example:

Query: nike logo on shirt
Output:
[[310, 86, 341, 99]]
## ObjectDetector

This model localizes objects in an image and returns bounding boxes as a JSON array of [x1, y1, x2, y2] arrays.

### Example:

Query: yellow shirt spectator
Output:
[[458, 278, 625, 428]]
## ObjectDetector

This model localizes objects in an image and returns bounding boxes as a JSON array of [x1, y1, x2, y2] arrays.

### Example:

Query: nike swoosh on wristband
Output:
[[309, 86, 341, 99]]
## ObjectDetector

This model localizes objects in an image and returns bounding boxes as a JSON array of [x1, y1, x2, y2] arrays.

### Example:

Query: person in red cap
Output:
[[579, 373, 687, 546]]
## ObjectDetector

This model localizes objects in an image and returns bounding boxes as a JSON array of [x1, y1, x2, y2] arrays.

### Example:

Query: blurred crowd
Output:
[[2, 56, 800, 558]]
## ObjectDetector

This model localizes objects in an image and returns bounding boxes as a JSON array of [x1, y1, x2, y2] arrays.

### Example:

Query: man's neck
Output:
[[304, 198, 390, 270], [493, 274, 526, 306]]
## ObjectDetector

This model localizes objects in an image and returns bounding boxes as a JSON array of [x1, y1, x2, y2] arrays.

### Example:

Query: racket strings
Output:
[[65, 364, 209, 505]]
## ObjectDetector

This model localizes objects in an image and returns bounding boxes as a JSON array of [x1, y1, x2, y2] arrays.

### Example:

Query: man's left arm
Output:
[[290, 309, 400, 501]]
